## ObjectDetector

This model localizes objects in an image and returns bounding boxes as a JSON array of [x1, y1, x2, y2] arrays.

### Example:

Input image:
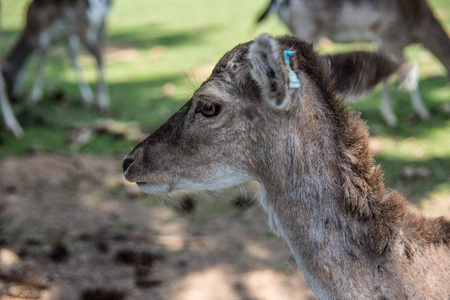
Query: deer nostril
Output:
[[123, 156, 135, 174]]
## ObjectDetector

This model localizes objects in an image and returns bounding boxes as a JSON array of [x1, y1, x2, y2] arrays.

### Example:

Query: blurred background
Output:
[[0, 0, 449, 299]]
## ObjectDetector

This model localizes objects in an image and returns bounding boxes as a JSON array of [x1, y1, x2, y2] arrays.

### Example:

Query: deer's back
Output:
[[24, 0, 106, 44], [327, 212, 450, 299], [286, 0, 428, 45], [371, 210, 450, 299], [384, 232, 450, 298]]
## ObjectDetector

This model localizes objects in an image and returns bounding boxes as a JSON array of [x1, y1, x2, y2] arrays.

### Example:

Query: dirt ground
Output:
[[0, 153, 316, 300], [0, 153, 448, 300]]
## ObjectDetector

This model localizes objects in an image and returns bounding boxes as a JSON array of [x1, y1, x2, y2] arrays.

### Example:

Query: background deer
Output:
[[258, 0, 450, 126], [2, 0, 111, 110], [123, 34, 450, 299], [0, 2, 23, 137]]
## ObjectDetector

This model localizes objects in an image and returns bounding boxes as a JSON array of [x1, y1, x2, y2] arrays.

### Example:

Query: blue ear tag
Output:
[[283, 50, 301, 89]]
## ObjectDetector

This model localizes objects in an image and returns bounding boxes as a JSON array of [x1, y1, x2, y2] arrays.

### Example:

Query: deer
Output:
[[2, 0, 111, 111], [0, 1, 23, 137], [122, 34, 450, 299], [257, 0, 450, 126]]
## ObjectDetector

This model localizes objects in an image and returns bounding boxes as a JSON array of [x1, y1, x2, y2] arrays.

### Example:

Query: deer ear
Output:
[[248, 34, 291, 109], [326, 52, 401, 97]]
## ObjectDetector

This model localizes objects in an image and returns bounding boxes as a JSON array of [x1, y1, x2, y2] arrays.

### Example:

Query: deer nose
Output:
[[123, 156, 135, 174]]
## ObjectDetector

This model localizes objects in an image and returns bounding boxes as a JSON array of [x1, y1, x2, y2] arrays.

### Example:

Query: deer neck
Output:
[[255, 112, 396, 297], [258, 146, 343, 297]]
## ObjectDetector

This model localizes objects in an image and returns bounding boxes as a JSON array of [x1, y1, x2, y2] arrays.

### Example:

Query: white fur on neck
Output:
[[259, 184, 333, 299]]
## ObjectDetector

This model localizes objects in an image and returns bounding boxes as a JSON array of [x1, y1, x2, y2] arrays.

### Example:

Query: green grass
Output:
[[0, 0, 449, 205]]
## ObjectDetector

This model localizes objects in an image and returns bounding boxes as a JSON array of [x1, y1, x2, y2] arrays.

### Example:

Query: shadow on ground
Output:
[[0, 153, 316, 300]]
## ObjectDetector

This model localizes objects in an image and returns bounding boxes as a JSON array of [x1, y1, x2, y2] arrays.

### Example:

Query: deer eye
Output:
[[196, 102, 221, 117]]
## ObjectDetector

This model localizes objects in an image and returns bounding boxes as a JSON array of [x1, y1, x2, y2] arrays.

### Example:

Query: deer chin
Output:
[[137, 182, 173, 194], [136, 172, 252, 195]]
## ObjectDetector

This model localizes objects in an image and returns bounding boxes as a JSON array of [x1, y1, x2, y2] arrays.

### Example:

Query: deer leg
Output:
[[0, 72, 23, 137], [410, 88, 430, 120], [375, 43, 398, 126], [29, 49, 47, 103], [403, 63, 431, 120], [381, 83, 398, 126], [82, 37, 109, 110], [391, 49, 431, 121], [67, 36, 94, 105], [96, 62, 109, 110], [11, 67, 25, 99]]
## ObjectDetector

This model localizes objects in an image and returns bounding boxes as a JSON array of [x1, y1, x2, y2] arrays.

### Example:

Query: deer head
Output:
[[123, 34, 400, 195]]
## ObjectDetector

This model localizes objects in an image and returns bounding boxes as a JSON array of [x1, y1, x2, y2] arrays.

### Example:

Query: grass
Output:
[[0, 0, 449, 206]]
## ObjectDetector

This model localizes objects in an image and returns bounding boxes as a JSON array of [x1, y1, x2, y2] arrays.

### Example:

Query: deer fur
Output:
[[258, 0, 450, 126], [2, 0, 111, 110], [123, 34, 450, 299]]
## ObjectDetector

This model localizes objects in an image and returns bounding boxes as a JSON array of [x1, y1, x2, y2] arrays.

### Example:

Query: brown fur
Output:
[[124, 35, 450, 299]]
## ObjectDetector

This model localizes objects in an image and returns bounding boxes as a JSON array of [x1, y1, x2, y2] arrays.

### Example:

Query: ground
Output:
[[0, 152, 448, 300], [0, 153, 316, 300]]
